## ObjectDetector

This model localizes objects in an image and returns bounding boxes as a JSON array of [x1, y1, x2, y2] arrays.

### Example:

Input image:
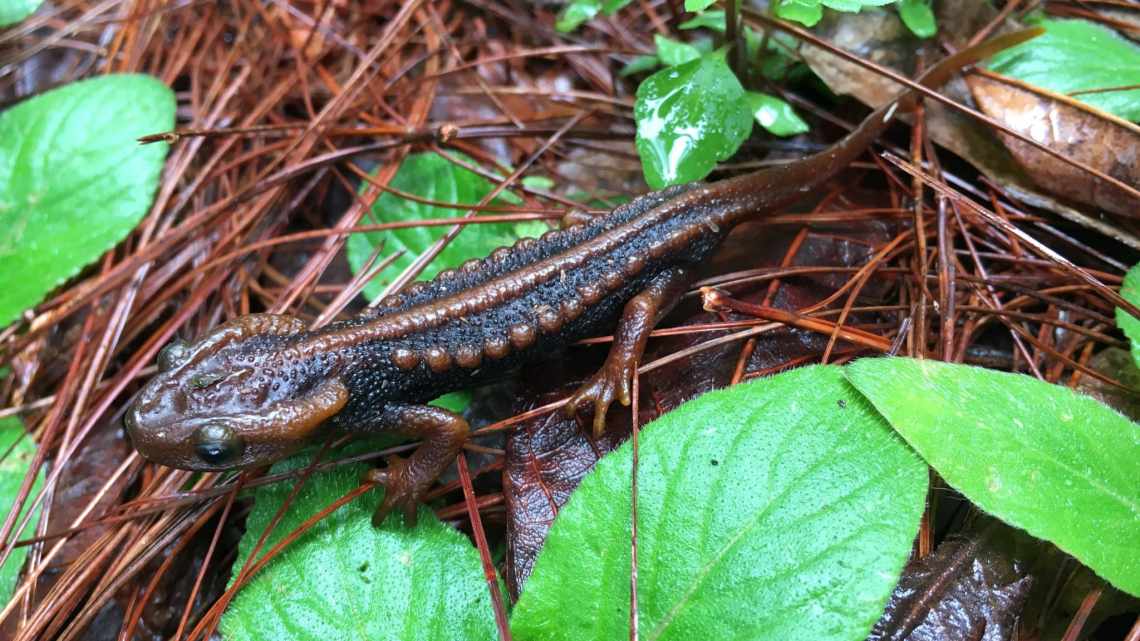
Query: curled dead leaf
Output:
[[967, 73, 1140, 219]]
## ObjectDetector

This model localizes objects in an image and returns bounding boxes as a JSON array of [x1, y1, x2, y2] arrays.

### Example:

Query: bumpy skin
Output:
[[124, 30, 1040, 525]]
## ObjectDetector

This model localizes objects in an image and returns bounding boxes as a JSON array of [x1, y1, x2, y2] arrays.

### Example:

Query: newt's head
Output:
[[124, 314, 347, 471]]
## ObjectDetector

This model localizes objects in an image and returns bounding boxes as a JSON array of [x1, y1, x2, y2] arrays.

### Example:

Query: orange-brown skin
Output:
[[125, 31, 1039, 525]]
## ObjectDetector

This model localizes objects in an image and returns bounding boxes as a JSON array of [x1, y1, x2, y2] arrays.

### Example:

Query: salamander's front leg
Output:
[[363, 404, 469, 526], [566, 265, 694, 436]]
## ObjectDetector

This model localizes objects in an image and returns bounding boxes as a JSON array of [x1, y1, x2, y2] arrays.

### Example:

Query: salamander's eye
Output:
[[189, 372, 224, 389], [158, 340, 190, 371], [192, 424, 244, 466]]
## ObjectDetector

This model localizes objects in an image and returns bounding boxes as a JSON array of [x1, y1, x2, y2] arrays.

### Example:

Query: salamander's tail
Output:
[[708, 26, 1044, 220]]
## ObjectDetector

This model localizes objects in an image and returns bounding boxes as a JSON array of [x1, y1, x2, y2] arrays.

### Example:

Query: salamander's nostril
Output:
[[123, 407, 138, 433]]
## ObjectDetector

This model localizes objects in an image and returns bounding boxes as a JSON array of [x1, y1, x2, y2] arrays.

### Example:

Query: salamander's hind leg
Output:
[[566, 265, 694, 437], [362, 404, 469, 527]]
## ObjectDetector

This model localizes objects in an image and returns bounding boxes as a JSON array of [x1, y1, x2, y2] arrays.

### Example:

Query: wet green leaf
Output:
[[0, 74, 174, 328], [634, 50, 752, 188], [0, 418, 44, 604], [512, 366, 928, 641], [346, 152, 541, 300], [896, 0, 936, 38], [0, 0, 41, 26], [222, 454, 497, 641], [773, 0, 896, 27], [1119, 263, 1140, 370], [846, 358, 1140, 597], [655, 35, 702, 67], [684, 0, 716, 11], [746, 91, 810, 136], [988, 18, 1140, 122]]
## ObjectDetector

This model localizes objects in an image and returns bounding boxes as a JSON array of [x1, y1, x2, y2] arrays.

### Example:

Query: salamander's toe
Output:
[[565, 363, 633, 438], [366, 455, 421, 527]]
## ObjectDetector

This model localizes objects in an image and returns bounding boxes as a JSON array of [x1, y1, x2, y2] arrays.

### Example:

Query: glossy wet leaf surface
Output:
[[346, 152, 542, 300], [1117, 263, 1140, 370], [0, 418, 43, 603], [511, 366, 927, 641], [0, 74, 174, 328], [869, 532, 1032, 641], [988, 18, 1140, 122], [846, 358, 1140, 597], [745, 91, 810, 137], [222, 454, 496, 641], [634, 50, 751, 189]]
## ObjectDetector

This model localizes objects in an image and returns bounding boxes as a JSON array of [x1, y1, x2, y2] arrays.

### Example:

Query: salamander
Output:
[[125, 30, 1039, 525]]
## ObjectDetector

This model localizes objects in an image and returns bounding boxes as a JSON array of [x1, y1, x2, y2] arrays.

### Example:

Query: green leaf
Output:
[[346, 152, 536, 300], [555, 0, 632, 31], [773, 0, 896, 27], [221, 454, 497, 641], [773, 0, 823, 26], [0, 418, 44, 604], [621, 55, 662, 77], [511, 366, 928, 641], [845, 357, 1140, 597], [431, 391, 472, 414], [555, 0, 599, 32], [988, 18, 1140, 122], [684, 0, 717, 12], [634, 50, 753, 189], [1118, 263, 1140, 370], [745, 91, 810, 136], [678, 10, 725, 32], [654, 35, 702, 67], [0, 0, 40, 26], [896, 0, 936, 38], [0, 74, 174, 328]]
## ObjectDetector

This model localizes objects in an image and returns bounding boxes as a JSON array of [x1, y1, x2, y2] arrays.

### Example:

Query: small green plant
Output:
[[346, 152, 546, 300], [556, 0, 940, 189]]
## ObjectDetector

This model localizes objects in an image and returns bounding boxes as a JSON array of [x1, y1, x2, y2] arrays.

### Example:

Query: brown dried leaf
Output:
[[44, 423, 131, 566], [868, 535, 1033, 641], [967, 75, 1140, 219], [799, 5, 1140, 245], [502, 375, 632, 600]]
